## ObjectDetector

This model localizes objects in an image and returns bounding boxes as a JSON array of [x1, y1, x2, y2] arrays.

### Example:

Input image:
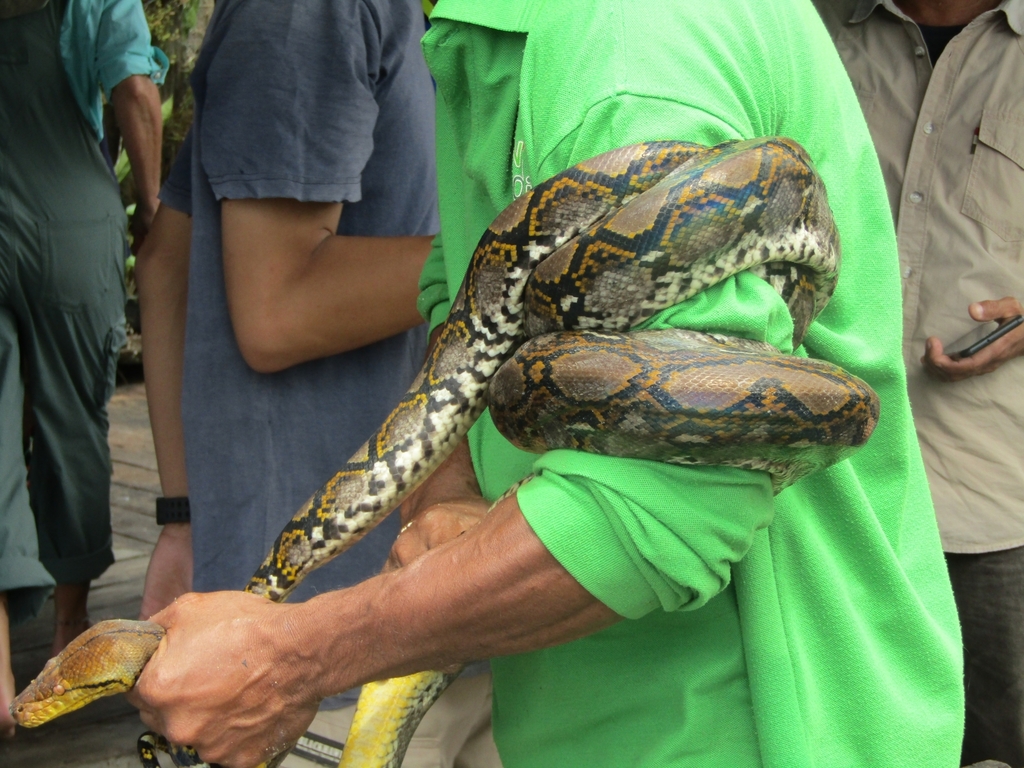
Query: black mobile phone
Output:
[[948, 315, 1024, 358]]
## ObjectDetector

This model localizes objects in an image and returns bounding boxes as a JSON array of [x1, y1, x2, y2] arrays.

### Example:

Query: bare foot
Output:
[[1, 666, 15, 739]]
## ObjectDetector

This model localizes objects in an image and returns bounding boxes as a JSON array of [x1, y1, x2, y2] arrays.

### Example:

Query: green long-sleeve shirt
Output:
[[418, 1, 963, 765]]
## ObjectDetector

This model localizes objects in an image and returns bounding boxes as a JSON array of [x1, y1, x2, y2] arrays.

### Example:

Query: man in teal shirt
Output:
[[130, 1, 964, 765]]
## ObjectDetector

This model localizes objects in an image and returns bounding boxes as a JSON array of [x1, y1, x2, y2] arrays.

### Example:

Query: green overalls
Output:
[[0, 0, 125, 625]]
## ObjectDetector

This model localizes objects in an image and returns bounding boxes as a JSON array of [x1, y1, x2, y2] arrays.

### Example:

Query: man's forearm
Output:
[[252, 233, 430, 368], [136, 205, 194, 618], [131, 484, 619, 765], [294, 497, 621, 700], [136, 206, 191, 497], [111, 75, 163, 243], [221, 198, 431, 373]]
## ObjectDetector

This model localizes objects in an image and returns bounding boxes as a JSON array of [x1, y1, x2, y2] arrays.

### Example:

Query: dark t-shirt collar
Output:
[[917, 23, 966, 63]]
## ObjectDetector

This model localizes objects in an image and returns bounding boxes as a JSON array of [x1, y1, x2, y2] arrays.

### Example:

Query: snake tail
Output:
[[137, 732, 282, 768], [137, 732, 164, 768], [10, 620, 164, 727], [138, 732, 206, 767], [338, 671, 459, 768]]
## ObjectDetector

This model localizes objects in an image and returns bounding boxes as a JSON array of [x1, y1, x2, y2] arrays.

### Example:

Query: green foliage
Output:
[[142, 0, 201, 67], [163, 81, 193, 153]]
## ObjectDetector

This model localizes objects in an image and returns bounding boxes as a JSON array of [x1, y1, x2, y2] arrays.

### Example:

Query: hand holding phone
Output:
[[923, 297, 1024, 383], [947, 315, 1024, 359]]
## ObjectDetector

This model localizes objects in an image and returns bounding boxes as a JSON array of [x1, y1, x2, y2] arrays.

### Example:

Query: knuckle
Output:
[[133, 672, 158, 702], [143, 665, 172, 694], [394, 536, 414, 554], [163, 723, 197, 747]]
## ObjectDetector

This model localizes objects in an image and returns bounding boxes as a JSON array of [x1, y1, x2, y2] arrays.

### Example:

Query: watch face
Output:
[[0, 0, 50, 19]]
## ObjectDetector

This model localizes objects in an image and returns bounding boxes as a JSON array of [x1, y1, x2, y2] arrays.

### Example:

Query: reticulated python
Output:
[[11, 138, 879, 768]]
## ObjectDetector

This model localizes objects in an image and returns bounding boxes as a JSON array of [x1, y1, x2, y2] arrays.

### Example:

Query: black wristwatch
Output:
[[155, 496, 191, 525]]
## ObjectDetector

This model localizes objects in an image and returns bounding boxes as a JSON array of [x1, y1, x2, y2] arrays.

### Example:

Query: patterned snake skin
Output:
[[11, 137, 879, 768]]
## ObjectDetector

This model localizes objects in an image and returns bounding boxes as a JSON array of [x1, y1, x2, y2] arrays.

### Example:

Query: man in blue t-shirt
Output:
[[133, 0, 500, 764]]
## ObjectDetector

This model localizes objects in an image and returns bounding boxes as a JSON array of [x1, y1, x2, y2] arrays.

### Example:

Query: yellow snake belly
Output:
[[11, 137, 878, 768]]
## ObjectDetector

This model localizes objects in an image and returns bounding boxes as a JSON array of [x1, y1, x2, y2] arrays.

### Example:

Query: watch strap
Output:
[[156, 496, 190, 525]]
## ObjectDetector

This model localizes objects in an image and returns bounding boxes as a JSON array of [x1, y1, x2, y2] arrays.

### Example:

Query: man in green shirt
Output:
[[130, 1, 964, 766]]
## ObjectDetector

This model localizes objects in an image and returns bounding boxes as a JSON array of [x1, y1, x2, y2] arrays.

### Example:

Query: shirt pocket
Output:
[[37, 217, 124, 312], [962, 108, 1024, 242]]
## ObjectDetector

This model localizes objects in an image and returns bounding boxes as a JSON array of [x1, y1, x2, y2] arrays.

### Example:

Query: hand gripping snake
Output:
[[11, 138, 879, 767]]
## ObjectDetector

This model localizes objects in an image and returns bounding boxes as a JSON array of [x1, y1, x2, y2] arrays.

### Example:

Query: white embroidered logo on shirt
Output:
[[512, 139, 533, 199]]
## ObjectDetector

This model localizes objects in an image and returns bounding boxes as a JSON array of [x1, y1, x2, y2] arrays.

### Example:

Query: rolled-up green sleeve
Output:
[[519, 458, 773, 618], [516, 271, 795, 618]]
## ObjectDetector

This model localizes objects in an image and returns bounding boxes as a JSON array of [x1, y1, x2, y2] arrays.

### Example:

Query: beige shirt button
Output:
[[909, 191, 923, 203], [923, 121, 934, 134], [914, 45, 926, 58], [903, 266, 912, 278]]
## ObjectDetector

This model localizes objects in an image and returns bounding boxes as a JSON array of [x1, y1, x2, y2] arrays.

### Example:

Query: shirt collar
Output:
[[429, 0, 545, 33], [849, 0, 1024, 35], [1003, 0, 1024, 34]]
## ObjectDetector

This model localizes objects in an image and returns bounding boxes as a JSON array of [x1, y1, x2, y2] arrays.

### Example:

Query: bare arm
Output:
[[221, 198, 432, 373], [135, 205, 193, 619], [922, 297, 1024, 382], [130, 496, 618, 767], [110, 74, 163, 252]]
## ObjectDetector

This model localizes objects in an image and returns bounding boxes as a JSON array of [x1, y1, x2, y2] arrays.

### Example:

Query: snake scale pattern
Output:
[[11, 137, 879, 768]]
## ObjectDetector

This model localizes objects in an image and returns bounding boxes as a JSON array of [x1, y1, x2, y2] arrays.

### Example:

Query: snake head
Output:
[[9, 654, 75, 726], [10, 619, 165, 727]]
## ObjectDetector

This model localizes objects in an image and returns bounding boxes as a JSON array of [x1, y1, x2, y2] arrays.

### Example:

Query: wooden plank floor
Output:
[[2, 379, 164, 767]]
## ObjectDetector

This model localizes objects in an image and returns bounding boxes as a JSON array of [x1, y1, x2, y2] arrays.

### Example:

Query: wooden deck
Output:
[[3, 378, 164, 767]]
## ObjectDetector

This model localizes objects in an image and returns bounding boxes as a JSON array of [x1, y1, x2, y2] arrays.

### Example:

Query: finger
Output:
[[126, 692, 161, 731], [970, 297, 1023, 323], [124, 687, 149, 713], [958, 331, 1019, 374], [147, 591, 200, 628], [388, 531, 429, 569], [384, 524, 411, 570], [923, 337, 954, 370], [136, 707, 161, 732], [922, 338, 970, 382], [932, 353, 992, 382], [922, 357, 952, 382]]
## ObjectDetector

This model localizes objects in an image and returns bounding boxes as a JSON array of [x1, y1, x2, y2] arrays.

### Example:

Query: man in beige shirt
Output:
[[813, 0, 1024, 764]]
